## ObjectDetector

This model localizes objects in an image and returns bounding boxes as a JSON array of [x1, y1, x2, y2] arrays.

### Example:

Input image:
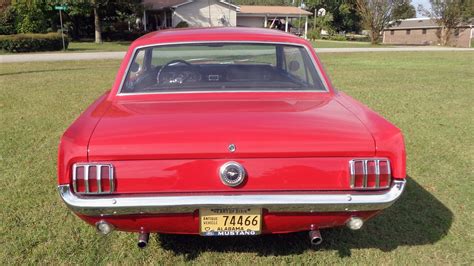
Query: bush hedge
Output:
[[175, 21, 189, 28], [101, 31, 146, 41], [0, 33, 68, 53]]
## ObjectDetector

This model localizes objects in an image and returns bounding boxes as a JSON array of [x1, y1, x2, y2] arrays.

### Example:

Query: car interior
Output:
[[121, 44, 326, 93]]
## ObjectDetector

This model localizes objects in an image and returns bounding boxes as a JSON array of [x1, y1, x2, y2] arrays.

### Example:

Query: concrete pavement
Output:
[[0, 46, 472, 63]]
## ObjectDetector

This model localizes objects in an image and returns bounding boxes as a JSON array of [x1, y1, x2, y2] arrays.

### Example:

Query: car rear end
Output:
[[57, 94, 406, 247], [57, 29, 406, 247]]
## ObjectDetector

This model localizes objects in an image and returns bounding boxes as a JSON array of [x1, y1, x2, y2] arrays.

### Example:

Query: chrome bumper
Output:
[[58, 180, 406, 216]]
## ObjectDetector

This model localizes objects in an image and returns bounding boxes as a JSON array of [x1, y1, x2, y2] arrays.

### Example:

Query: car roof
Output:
[[131, 27, 308, 48]]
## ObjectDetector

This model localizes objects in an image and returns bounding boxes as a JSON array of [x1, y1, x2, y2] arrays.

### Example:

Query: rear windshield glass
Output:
[[120, 43, 326, 93]]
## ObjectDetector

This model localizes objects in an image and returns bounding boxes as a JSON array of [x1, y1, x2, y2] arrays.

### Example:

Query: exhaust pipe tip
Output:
[[137, 233, 150, 248], [95, 220, 114, 235], [346, 217, 364, 230], [309, 229, 323, 246]]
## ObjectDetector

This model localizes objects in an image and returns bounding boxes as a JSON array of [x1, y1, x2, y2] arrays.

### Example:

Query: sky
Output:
[[411, 0, 431, 17]]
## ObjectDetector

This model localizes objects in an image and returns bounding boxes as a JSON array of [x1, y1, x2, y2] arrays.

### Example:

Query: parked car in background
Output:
[[58, 27, 406, 248]]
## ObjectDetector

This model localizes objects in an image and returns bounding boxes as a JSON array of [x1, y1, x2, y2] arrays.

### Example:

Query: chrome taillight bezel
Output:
[[349, 159, 391, 190], [72, 163, 114, 194]]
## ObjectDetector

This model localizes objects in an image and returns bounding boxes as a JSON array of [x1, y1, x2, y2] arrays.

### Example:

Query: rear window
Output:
[[121, 43, 326, 94]]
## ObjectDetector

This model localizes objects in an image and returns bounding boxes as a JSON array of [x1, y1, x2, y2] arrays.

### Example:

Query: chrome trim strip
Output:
[[72, 164, 77, 193], [109, 166, 115, 193], [387, 160, 392, 187], [96, 165, 102, 193], [349, 160, 355, 188], [117, 41, 330, 96], [363, 160, 368, 187], [84, 165, 90, 193], [375, 160, 380, 187], [58, 180, 406, 216]]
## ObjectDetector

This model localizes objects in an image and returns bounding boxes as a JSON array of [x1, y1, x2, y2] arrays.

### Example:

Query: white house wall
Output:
[[173, 0, 237, 27]]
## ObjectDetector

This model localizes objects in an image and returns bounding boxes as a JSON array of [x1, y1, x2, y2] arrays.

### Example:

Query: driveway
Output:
[[0, 46, 472, 63]]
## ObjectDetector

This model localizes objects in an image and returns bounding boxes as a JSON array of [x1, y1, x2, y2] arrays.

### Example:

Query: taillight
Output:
[[349, 159, 391, 189], [72, 163, 114, 194]]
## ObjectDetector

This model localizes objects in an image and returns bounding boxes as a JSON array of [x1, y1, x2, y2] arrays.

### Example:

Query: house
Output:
[[141, 0, 312, 38], [237, 5, 311, 35], [382, 18, 473, 48]]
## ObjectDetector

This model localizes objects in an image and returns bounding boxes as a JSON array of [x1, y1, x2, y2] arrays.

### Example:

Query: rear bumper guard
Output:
[[58, 180, 406, 216]]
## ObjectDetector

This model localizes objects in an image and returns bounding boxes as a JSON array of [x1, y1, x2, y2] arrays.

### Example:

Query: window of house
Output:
[[406, 30, 411, 35], [422, 29, 427, 34]]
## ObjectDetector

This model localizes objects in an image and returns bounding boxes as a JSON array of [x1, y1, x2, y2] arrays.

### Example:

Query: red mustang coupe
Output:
[[58, 27, 406, 248]]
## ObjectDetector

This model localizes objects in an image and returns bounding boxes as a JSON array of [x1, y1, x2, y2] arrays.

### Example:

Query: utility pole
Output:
[[208, 0, 212, 26]]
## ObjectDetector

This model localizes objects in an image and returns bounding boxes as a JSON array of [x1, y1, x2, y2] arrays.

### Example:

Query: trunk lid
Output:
[[88, 94, 374, 160]]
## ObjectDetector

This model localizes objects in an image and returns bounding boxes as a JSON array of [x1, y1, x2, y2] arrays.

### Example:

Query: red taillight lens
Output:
[[72, 163, 114, 194], [350, 159, 391, 189], [379, 160, 390, 188], [353, 161, 364, 187]]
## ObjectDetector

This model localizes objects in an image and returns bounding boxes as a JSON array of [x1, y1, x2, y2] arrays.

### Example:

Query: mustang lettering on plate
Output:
[[57, 27, 407, 248]]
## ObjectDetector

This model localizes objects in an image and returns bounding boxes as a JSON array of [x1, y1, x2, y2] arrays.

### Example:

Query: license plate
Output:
[[200, 208, 261, 236]]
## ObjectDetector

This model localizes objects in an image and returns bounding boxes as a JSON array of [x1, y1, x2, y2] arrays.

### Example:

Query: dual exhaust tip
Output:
[[95, 221, 150, 248], [309, 217, 364, 246], [97, 217, 364, 248], [137, 233, 149, 248]]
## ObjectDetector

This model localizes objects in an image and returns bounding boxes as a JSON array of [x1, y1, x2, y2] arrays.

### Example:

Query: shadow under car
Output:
[[156, 177, 453, 260]]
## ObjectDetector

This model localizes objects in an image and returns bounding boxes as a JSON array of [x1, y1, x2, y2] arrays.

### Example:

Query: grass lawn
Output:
[[311, 39, 383, 48], [0, 40, 380, 54], [0, 41, 131, 54], [67, 41, 131, 52], [1, 51, 473, 264]]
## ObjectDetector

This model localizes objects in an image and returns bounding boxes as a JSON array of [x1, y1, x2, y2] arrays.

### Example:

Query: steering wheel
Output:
[[156, 59, 193, 84]]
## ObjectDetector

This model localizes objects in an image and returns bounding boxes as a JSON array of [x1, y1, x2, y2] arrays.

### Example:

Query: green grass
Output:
[[0, 41, 131, 54], [1, 51, 473, 264], [1, 40, 380, 54], [67, 41, 131, 52], [311, 39, 383, 48]]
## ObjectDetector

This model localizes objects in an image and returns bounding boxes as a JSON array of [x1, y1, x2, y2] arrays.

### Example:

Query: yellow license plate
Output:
[[200, 208, 261, 236]]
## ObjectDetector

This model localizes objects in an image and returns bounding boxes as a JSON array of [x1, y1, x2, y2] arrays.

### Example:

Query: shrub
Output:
[[175, 21, 189, 28], [327, 34, 347, 41], [102, 31, 145, 41], [0, 33, 68, 53], [307, 29, 321, 40]]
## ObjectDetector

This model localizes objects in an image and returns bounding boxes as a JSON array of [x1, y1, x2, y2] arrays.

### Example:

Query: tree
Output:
[[92, 0, 102, 43], [355, 0, 397, 44], [419, 0, 473, 46], [10, 0, 51, 33], [392, 0, 416, 19], [305, 0, 361, 33], [0, 0, 16, 34], [313, 10, 334, 34]]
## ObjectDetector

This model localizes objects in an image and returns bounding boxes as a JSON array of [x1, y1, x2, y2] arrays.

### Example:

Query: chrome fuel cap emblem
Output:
[[219, 161, 246, 187]]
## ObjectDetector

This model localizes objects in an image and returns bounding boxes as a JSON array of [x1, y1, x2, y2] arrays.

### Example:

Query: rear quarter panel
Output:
[[335, 91, 406, 178], [57, 91, 112, 185]]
